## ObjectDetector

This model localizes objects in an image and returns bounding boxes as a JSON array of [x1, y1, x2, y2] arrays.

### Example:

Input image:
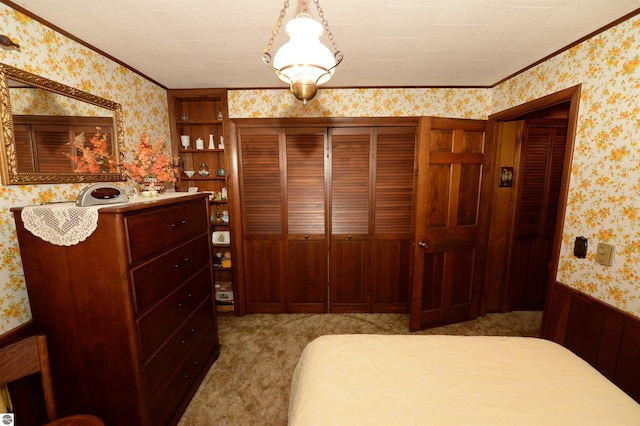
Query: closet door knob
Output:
[[418, 240, 428, 249]]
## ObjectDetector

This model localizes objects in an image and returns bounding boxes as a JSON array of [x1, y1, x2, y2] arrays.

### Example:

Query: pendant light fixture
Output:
[[262, 0, 343, 103]]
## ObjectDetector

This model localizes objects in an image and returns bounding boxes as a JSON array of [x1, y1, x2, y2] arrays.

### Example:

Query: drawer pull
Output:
[[174, 257, 190, 268], [183, 361, 199, 379], [181, 328, 196, 345], [171, 220, 188, 228], [178, 294, 193, 308]]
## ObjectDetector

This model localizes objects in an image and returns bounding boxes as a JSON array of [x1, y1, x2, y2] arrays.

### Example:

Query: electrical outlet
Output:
[[574, 236, 587, 258]]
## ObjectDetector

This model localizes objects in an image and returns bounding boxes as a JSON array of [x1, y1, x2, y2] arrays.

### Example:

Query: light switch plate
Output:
[[595, 242, 614, 266]]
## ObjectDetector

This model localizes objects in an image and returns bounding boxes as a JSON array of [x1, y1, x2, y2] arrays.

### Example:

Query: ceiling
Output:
[[10, 0, 640, 90]]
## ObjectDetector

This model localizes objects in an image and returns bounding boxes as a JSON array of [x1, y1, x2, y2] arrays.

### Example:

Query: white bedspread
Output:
[[288, 335, 640, 425]]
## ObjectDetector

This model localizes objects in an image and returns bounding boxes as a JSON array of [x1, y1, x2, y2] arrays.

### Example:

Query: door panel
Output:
[[374, 129, 416, 234], [372, 239, 412, 312], [243, 239, 285, 312], [286, 129, 327, 312], [330, 237, 369, 311], [330, 130, 371, 234], [286, 130, 326, 235], [371, 127, 417, 312], [287, 238, 327, 312], [238, 129, 283, 234], [410, 117, 490, 331], [329, 128, 371, 312], [237, 128, 285, 313]]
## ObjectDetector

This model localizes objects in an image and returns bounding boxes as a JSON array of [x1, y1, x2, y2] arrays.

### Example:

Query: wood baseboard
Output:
[[542, 281, 640, 403]]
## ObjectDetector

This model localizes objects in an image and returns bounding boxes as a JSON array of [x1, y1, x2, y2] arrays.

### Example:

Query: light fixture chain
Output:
[[313, 0, 339, 53], [263, 0, 291, 60]]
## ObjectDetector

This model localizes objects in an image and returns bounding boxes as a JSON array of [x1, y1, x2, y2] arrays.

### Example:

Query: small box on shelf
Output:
[[212, 231, 230, 245], [215, 281, 234, 312]]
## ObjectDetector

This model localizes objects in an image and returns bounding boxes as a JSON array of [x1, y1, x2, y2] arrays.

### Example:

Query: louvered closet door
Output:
[[237, 128, 286, 313], [329, 128, 372, 312], [508, 119, 567, 310], [371, 127, 417, 312], [285, 128, 328, 312], [13, 124, 35, 172], [31, 125, 74, 173]]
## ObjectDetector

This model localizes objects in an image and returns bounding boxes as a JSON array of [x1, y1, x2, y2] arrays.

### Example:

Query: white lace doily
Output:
[[21, 203, 101, 246]]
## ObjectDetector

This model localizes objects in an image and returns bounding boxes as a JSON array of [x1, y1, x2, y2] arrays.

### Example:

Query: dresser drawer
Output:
[[144, 298, 216, 404], [126, 200, 208, 263], [148, 303, 217, 426], [132, 234, 211, 313], [138, 267, 212, 360]]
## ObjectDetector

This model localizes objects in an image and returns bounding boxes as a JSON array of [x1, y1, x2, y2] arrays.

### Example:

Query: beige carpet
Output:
[[178, 311, 542, 426]]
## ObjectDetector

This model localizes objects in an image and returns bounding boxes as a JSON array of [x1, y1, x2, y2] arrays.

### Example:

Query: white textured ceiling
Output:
[[10, 0, 640, 89]]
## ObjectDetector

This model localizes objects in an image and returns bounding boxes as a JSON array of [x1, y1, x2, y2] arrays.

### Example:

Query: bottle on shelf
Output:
[[208, 134, 215, 149]]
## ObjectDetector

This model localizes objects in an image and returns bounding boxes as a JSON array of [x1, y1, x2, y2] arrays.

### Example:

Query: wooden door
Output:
[[237, 127, 286, 313], [329, 128, 372, 312], [285, 128, 328, 312], [410, 117, 491, 331], [507, 119, 567, 310]]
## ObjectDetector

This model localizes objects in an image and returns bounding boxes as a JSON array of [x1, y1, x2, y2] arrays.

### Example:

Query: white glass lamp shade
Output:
[[273, 14, 336, 101]]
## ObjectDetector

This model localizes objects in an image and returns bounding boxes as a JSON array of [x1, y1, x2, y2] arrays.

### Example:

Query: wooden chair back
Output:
[[0, 335, 103, 425], [0, 335, 57, 421]]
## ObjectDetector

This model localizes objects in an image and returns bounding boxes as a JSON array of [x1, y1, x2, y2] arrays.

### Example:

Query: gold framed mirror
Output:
[[0, 63, 126, 184]]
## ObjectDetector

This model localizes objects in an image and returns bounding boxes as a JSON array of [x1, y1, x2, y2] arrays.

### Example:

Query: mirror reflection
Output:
[[0, 63, 126, 184]]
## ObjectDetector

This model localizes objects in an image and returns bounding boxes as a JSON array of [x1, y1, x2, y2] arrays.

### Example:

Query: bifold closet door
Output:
[[329, 128, 372, 312], [237, 122, 417, 314], [371, 127, 417, 312], [285, 128, 328, 313], [237, 128, 286, 313]]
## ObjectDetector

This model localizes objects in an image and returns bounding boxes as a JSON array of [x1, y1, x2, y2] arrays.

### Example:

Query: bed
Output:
[[288, 334, 640, 425]]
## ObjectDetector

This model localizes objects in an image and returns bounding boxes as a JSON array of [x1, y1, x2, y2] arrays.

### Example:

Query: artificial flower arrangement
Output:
[[67, 128, 118, 173], [121, 128, 176, 186]]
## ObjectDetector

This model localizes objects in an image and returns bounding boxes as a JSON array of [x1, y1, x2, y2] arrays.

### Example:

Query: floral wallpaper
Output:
[[228, 87, 491, 119], [1, 5, 638, 335], [492, 15, 640, 317], [0, 5, 170, 334], [11, 88, 108, 116]]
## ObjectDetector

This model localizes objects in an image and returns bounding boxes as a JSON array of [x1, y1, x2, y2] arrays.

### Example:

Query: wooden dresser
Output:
[[12, 193, 219, 426]]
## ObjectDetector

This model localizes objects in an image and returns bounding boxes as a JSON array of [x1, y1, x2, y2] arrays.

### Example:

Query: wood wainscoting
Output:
[[542, 281, 640, 403]]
